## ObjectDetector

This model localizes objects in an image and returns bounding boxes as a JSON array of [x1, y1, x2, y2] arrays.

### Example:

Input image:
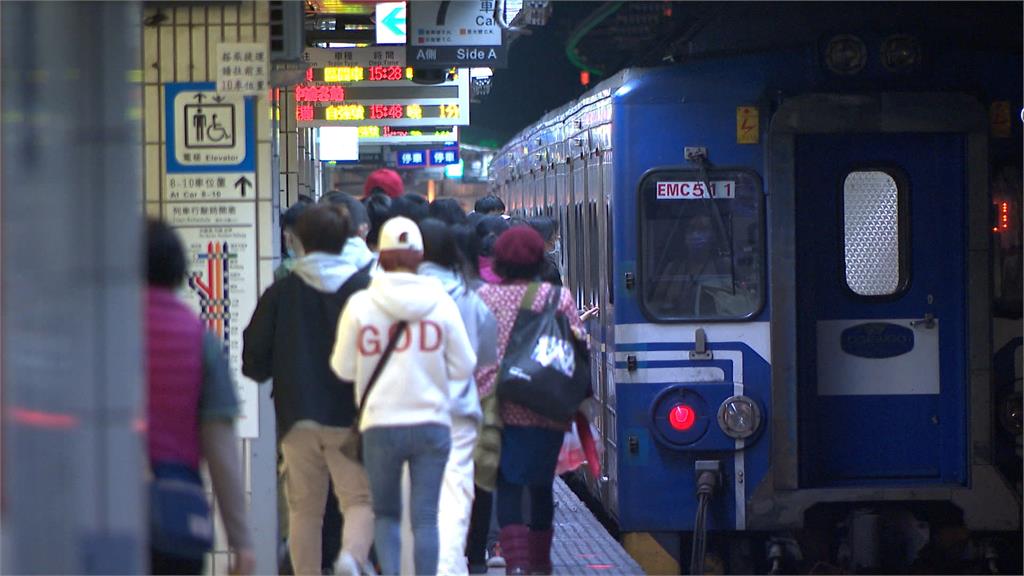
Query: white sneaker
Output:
[[485, 543, 506, 568], [335, 551, 361, 576]]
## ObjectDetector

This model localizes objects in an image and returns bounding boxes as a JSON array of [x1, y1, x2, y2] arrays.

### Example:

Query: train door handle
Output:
[[910, 313, 936, 329]]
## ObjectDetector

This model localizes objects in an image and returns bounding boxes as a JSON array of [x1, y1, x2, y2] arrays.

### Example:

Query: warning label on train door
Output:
[[736, 106, 759, 144]]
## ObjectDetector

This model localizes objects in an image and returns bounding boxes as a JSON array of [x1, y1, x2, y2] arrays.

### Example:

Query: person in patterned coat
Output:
[[475, 226, 588, 575]]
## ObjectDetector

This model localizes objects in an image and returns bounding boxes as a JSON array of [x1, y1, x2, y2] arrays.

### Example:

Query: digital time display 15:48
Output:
[[296, 103, 461, 123]]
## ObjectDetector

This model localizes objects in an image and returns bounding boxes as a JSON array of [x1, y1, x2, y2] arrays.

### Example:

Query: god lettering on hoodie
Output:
[[330, 271, 477, 431]]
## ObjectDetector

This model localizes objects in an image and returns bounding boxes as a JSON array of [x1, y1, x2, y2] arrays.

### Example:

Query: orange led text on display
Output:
[[295, 85, 347, 103], [295, 104, 459, 123], [305, 66, 414, 83]]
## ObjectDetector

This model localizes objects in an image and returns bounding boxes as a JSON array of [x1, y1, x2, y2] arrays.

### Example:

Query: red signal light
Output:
[[580, 70, 590, 86], [997, 201, 1010, 232], [668, 404, 696, 431]]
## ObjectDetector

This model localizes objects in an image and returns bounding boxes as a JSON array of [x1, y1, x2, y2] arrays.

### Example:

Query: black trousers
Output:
[[150, 549, 203, 575], [466, 487, 493, 565], [496, 475, 554, 530], [323, 482, 343, 569]]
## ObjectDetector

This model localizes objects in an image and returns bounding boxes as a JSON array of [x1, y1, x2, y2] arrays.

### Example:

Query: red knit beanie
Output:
[[493, 226, 545, 267], [362, 168, 404, 199]]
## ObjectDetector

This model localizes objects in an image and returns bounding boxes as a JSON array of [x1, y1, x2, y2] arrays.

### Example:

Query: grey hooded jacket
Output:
[[418, 262, 498, 423]]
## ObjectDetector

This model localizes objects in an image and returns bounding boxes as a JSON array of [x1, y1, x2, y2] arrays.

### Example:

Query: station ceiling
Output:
[[298, 1, 1022, 147]]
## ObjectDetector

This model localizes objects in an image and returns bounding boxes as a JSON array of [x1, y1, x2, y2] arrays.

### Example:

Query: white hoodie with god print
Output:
[[330, 271, 476, 431]]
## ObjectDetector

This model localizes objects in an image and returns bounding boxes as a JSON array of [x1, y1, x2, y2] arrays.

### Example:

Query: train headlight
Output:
[[825, 34, 867, 75], [717, 395, 761, 439], [881, 34, 921, 72], [668, 404, 697, 432]]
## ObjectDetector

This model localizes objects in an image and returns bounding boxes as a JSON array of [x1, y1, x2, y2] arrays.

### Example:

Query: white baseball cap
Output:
[[378, 216, 423, 252]]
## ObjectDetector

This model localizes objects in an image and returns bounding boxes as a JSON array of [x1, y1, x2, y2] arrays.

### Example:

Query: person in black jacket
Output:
[[242, 204, 375, 576]]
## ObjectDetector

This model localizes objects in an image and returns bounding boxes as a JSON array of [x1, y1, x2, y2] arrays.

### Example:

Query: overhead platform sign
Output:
[[303, 46, 407, 69], [293, 70, 469, 128], [358, 125, 459, 145], [407, 0, 508, 68]]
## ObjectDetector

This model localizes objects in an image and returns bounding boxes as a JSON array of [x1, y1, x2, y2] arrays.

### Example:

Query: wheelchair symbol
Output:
[[184, 103, 235, 149], [206, 114, 229, 142]]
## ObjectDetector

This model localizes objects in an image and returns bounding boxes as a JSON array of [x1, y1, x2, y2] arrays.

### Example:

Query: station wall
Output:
[[140, 2, 278, 573]]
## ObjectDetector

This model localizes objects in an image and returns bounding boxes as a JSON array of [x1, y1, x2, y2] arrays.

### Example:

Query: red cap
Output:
[[493, 226, 545, 267], [362, 168, 404, 199]]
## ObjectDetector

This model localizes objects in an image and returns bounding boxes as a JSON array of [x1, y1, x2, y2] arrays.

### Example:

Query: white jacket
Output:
[[330, 271, 477, 430]]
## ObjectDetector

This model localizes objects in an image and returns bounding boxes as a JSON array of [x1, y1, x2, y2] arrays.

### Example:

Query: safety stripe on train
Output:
[[613, 322, 771, 362]]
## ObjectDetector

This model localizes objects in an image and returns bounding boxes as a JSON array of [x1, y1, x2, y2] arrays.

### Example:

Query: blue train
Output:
[[490, 4, 1022, 573]]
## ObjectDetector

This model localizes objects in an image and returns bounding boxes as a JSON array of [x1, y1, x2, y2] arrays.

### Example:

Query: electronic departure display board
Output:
[[297, 103, 462, 124], [294, 76, 468, 127], [304, 66, 414, 83], [355, 125, 459, 145]]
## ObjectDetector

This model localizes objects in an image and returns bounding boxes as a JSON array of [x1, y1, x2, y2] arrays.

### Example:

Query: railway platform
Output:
[[484, 478, 643, 575]]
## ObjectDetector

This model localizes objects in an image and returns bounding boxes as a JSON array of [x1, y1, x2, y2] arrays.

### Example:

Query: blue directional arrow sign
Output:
[[382, 6, 405, 36], [376, 2, 407, 44]]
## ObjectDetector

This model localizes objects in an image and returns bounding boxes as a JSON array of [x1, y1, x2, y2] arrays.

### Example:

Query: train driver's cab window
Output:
[[639, 169, 764, 321]]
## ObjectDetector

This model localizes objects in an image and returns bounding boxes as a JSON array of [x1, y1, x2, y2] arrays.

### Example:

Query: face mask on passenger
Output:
[[284, 230, 302, 259]]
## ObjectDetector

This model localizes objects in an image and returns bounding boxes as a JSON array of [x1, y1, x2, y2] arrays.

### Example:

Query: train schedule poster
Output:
[[167, 202, 259, 439]]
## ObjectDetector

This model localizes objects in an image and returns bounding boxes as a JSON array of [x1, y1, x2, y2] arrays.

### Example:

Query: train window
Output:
[[842, 170, 908, 296], [638, 168, 764, 321]]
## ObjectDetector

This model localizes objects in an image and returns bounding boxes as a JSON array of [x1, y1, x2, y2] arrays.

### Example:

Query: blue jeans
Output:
[[362, 424, 450, 576]]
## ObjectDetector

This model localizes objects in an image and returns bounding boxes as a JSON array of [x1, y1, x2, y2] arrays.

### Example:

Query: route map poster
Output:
[[167, 203, 259, 438]]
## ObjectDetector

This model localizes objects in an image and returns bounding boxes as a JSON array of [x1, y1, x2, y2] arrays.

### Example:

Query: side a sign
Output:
[[410, 46, 507, 68], [407, 0, 508, 68], [409, 0, 502, 46]]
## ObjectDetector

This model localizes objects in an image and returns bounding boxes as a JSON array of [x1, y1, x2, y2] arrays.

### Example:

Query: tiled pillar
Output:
[[1, 1, 144, 572]]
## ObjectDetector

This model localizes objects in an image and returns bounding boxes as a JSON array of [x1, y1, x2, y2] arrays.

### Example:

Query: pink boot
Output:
[[499, 525, 530, 575], [528, 529, 554, 575]]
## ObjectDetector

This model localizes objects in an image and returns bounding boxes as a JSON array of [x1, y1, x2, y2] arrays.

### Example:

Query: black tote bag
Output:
[[496, 284, 591, 422]]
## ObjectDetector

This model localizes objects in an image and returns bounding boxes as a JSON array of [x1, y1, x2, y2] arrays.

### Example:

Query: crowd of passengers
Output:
[[145, 167, 596, 576]]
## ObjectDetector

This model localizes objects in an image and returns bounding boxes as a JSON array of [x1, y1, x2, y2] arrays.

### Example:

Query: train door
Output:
[[592, 149, 614, 503], [795, 133, 968, 486], [599, 151, 618, 515]]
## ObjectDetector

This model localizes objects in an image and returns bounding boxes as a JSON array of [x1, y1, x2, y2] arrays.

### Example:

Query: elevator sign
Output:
[[165, 82, 256, 201], [167, 83, 254, 170]]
